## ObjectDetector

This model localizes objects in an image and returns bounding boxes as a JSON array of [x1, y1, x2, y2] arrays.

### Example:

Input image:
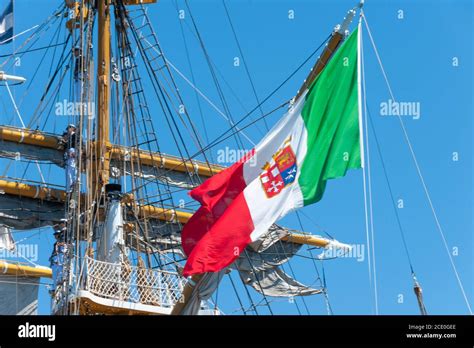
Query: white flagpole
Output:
[[357, 13, 365, 168]]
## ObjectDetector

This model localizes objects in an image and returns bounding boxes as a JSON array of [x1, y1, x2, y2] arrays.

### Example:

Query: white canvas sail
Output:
[[97, 198, 125, 264], [0, 225, 15, 251]]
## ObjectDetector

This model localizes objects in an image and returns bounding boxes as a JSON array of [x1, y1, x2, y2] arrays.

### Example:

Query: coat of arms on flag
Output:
[[259, 138, 297, 198]]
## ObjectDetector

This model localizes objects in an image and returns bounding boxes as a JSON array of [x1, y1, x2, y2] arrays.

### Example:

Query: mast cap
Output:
[[105, 183, 122, 194]]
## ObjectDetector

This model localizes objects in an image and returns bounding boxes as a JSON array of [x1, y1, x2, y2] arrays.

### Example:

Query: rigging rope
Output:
[[359, 19, 378, 314], [164, 57, 255, 146], [117, 3, 207, 272], [366, 107, 415, 271], [127, 30, 330, 186], [321, 262, 334, 315], [295, 211, 332, 315], [0, 42, 67, 58], [222, 0, 269, 131], [0, 2, 65, 69], [155, 100, 289, 184], [191, 35, 331, 156], [122, 5, 208, 189], [227, 273, 247, 315], [242, 249, 274, 315], [18, 11, 66, 112], [223, 0, 318, 314], [367, 107, 430, 314], [4, 81, 46, 185], [297, 210, 335, 240], [174, 0, 212, 152], [137, 38, 215, 173], [239, 272, 260, 315], [5, 82, 25, 127], [362, 11, 472, 314], [184, 0, 246, 150], [173, 0, 266, 138]]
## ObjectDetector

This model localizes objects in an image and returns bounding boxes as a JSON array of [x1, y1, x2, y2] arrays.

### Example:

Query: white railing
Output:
[[83, 257, 186, 308]]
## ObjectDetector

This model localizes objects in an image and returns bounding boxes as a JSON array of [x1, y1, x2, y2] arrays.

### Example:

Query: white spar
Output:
[[0, 71, 26, 83]]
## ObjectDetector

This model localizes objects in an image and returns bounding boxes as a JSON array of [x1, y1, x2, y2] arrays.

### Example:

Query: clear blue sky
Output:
[[1, 0, 472, 315]]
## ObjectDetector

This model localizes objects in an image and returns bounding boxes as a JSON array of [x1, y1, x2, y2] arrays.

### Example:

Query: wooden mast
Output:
[[93, 0, 112, 195]]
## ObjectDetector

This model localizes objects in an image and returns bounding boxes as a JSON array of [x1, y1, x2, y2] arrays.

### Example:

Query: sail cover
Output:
[[0, 227, 40, 315], [0, 138, 200, 189], [115, 164, 199, 189], [0, 194, 64, 230], [0, 140, 64, 167], [182, 28, 362, 276], [0, 275, 40, 314]]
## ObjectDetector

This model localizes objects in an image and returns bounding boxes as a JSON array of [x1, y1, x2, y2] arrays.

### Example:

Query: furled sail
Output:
[[0, 228, 40, 315], [0, 140, 64, 167], [180, 271, 224, 315], [234, 230, 322, 297], [236, 263, 322, 297], [0, 275, 40, 315], [0, 125, 223, 189], [112, 165, 200, 189], [0, 194, 64, 230]]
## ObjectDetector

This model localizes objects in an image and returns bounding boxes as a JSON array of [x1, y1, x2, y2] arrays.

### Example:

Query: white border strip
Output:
[[357, 21, 365, 168]]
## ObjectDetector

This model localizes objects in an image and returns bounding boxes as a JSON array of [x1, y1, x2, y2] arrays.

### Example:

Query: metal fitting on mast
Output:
[[0, 72, 26, 84], [105, 183, 122, 201], [334, 1, 364, 37], [294, 2, 360, 100]]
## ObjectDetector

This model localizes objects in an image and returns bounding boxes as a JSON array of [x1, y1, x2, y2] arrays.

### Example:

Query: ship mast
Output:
[[0, 0, 362, 316], [94, 0, 111, 195]]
